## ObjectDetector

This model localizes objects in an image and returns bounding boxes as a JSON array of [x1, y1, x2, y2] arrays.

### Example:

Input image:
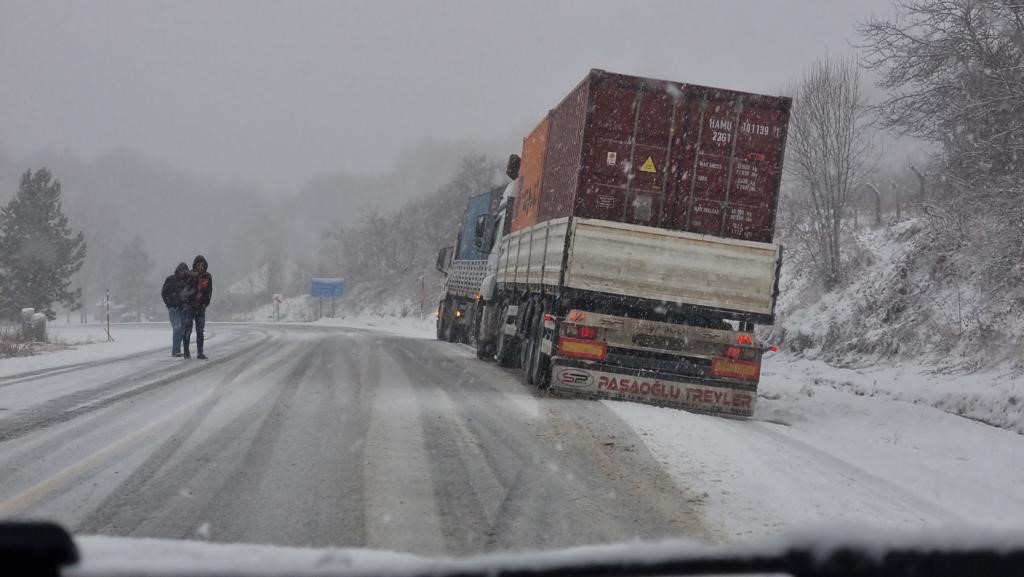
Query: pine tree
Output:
[[115, 234, 155, 322], [0, 169, 87, 320]]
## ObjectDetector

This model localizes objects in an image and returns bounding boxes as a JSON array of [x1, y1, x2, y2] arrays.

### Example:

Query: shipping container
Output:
[[511, 70, 791, 243], [511, 118, 549, 231]]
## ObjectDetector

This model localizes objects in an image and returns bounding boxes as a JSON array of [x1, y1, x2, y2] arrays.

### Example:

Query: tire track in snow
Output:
[[385, 336, 710, 553], [0, 329, 272, 443], [72, 335, 296, 535]]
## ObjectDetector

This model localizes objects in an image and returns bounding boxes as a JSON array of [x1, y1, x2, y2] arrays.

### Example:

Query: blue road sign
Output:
[[311, 277, 345, 297]]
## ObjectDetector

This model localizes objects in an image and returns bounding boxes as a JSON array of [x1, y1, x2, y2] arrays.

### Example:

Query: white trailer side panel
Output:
[[565, 219, 780, 316], [497, 218, 568, 288]]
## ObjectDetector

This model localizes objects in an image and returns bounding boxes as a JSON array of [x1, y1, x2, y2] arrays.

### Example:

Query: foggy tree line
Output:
[[317, 155, 501, 309]]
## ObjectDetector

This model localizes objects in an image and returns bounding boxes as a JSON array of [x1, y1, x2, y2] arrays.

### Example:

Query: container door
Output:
[[578, 76, 679, 227], [676, 88, 789, 242], [676, 91, 742, 237]]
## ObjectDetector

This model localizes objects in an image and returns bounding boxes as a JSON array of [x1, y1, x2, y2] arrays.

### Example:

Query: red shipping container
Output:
[[512, 70, 791, 244]]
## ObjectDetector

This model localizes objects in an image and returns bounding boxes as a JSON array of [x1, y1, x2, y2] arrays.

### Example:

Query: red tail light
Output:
[[737, 334, 753, 345], [544, 314, 555, 322], [725, 346, 742, 360], [769, 345, 778, 352], [577, 326, 598, 340]]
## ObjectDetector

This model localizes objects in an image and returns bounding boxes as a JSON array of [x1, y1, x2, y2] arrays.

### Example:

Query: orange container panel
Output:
[[511, 118, 549, 232]]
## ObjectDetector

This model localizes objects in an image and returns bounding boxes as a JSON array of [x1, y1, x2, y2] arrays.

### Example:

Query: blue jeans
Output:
[[182, 309, 206, 354], [168, 307, 184, 354]]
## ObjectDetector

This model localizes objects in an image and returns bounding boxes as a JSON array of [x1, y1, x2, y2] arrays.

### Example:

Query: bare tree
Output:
[[861, 0, 1024, 301], [860, 0, 1024, 185], [861, 183, 882, 227], [784, 56, 876, 288]]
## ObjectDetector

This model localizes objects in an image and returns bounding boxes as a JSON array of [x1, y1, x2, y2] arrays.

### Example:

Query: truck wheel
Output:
[[475, 305, 493, 360], [435, 300, 446, 341], [495, 304, 519, 367], [520, 334, 534, 384], [443, 314, 456, 342], [525, 307, 551, 388], [439, 299, 455, 342], [520, 307, 540, 386]]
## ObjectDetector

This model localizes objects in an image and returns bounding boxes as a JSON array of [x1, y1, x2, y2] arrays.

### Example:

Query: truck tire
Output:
[[524, 306, 551, 388], [495, 303, 519, 367], [435, 300, 446, 341], [520, 306, 540, 386], [475, 305, 493, 360], [438, 298, 455, 343]]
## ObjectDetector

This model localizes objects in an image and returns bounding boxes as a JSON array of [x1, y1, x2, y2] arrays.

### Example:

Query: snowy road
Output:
[[0, 324, 707, 555]]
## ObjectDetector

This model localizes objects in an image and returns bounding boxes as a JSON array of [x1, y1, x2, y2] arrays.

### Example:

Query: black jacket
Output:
[[161, 263, 190, 308], [183, 255, 213, 312]]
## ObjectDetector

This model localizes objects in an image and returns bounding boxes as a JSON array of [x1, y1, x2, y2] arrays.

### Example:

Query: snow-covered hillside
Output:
[[772, 218, 1024, 370], [768, 218, 1024, 432]]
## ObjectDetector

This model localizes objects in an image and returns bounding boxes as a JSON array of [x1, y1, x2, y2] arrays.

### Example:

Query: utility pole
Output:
[[105, 288, 114, 342], [419, 275, 426, 316]]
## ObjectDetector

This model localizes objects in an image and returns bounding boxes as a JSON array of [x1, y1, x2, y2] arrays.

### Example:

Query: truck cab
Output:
[[434, 156, 519, 344]]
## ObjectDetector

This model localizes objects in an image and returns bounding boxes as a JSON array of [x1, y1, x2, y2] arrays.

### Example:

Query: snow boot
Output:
[[197, 353, 208, 360]]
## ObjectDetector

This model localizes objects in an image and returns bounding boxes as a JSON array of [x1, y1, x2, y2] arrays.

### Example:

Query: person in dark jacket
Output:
[[181, 255, 213, 360], [160, 262, 190, 357]]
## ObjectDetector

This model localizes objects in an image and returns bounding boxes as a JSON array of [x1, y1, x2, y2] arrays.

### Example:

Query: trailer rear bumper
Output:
[[549, 360, 756, 417]]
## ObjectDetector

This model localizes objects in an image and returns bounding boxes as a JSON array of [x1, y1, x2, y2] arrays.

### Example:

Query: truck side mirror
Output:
[[506, 154, 521, 181], [435, 246, 453, 274]]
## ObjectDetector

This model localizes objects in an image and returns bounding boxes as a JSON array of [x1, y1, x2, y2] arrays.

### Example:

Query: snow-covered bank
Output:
[[0, 324, 170, 378], [773, 219, 1024, 371], [765, 354, 1024, 434], [607, 353, 1024, 542]]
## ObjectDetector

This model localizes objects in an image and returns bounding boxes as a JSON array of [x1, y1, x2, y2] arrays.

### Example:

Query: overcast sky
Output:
[[1, 0, 897, 191]]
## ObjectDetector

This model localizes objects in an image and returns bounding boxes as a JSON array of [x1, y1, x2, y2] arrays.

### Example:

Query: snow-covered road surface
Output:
[[2, 322, 1022, 558], [0, 323, 705, 555]]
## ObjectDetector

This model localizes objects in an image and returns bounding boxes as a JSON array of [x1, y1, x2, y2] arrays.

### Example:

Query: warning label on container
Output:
[[639, 157, 657, 173]]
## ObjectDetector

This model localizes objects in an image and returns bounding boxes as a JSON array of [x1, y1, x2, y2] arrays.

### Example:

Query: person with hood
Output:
[[160, 262, 190, 357], [181, 254, 213, 360]]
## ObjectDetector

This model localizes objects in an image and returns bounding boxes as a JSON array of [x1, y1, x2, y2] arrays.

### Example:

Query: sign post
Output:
[[273, 294, 283, 322], [310, 278, 345, 319]]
